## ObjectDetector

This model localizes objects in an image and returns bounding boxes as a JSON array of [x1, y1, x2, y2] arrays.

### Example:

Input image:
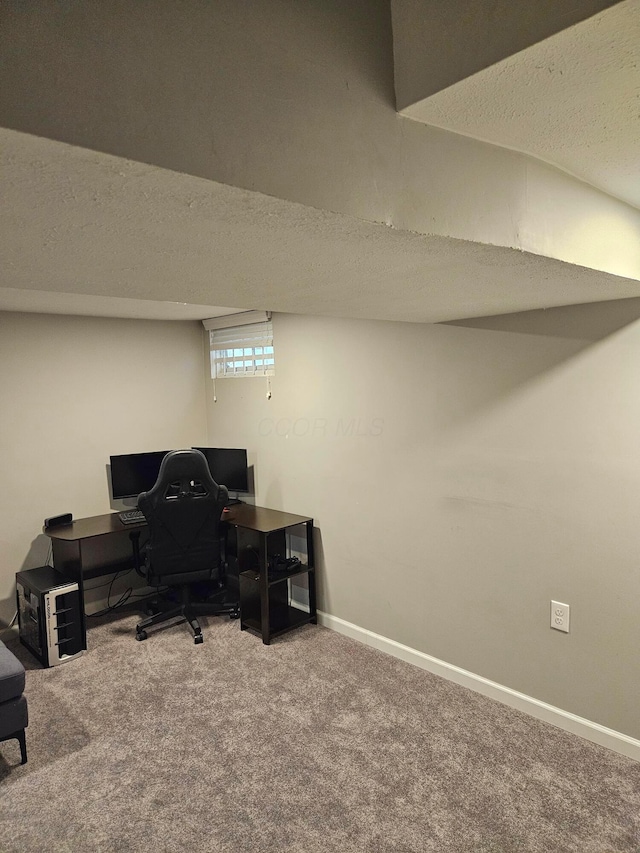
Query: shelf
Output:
[[240, 565, 313, 587], [236, 513, 316, 643], [241, 605, 313, 640]]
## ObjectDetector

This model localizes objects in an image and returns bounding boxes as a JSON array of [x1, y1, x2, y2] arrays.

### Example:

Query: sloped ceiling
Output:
[[396, 0, 640, 210], [0, 0, 639, 323], [2, 128, 640, 325]]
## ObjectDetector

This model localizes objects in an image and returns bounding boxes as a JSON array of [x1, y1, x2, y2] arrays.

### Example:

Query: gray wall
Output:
[[205, 309, 640, 740], [2, 305, 639, 740], [0, 312, 208, 622]]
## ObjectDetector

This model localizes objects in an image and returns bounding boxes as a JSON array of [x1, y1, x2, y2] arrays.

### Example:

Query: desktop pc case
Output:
[[16, 566, 83, 667]]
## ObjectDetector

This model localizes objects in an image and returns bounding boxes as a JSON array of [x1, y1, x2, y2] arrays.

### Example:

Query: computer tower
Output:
[[16, 566, 83, 667]]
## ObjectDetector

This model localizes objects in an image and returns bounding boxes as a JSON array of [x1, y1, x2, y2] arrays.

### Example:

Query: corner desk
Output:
[[44, 504, 317, 647]]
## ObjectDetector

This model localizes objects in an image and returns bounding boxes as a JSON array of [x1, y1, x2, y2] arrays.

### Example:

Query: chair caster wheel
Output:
[[230, 608, 240, 620], [194, 634, 204, 645], [136, 630, 148, 641]]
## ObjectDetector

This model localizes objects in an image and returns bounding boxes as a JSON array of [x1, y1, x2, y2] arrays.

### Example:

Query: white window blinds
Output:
[[209, 320, 275, 378]]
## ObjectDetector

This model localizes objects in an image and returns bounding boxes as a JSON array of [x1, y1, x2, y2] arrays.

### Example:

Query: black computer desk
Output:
[[44, 504, 317, 647]]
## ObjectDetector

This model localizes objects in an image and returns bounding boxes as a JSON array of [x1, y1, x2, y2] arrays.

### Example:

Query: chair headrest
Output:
[[141, 449, 223, 502]]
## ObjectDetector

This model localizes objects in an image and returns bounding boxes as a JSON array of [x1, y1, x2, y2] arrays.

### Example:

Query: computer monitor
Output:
[[109, 450, 171, 500], [193, 447, 249, 494]]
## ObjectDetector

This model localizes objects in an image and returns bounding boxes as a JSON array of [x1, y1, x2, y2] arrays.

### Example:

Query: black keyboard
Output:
[[118, 509, 145, 525]]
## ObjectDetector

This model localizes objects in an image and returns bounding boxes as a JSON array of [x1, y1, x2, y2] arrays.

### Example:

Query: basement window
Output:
[[209, 319, 275, 378]]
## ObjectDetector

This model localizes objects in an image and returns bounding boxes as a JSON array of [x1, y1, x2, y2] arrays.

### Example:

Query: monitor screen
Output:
[[110, 450, 171, 500], [193, 447, 249, 493]]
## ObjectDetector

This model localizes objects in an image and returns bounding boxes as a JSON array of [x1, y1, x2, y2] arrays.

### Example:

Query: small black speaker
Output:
[[43, 513, 73, 529]]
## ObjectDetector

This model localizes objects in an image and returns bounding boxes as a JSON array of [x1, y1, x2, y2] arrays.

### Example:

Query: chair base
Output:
[[136, 587, 240, 644], [0, 728, 27, 765]]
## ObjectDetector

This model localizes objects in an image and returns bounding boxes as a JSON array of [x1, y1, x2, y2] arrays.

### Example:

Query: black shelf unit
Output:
[[239, 564, 315, 641], [225, 505, 316, 644]]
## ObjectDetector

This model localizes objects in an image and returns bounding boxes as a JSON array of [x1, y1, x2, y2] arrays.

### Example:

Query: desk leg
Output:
[[259, 534, 270, 644], [306, 521, 317, 625], [50, 539, 88, 651]]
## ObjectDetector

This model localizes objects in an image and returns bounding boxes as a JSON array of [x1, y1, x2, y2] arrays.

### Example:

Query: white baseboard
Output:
[[317, 611, 640, 763]]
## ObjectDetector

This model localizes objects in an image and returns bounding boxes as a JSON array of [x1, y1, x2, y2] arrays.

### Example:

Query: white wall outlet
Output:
[[551, 600, 570, 633]]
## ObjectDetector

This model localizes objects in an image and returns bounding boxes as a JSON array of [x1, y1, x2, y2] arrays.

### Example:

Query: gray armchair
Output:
[[0, 639, 28, 765]]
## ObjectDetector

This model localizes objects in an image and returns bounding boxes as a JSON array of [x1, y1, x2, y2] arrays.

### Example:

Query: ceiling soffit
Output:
[[394, 0, 640, 210]]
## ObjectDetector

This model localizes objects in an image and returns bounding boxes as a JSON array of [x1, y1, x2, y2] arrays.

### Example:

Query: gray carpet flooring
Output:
[[1, 612, 639, 852]]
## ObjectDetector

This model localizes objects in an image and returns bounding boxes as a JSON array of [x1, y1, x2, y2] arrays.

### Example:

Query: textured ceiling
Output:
[[1, 1, 639, 324], [401, 0, 640, 210], [1, 129, 640, 324], [0, 288, 240, 322]]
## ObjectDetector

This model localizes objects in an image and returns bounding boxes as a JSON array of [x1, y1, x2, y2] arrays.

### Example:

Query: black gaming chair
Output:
[[134, 449, 239, 644]]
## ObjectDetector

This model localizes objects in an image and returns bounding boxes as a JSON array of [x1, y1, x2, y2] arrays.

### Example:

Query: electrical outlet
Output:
[[551, 600, 570, 633]]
